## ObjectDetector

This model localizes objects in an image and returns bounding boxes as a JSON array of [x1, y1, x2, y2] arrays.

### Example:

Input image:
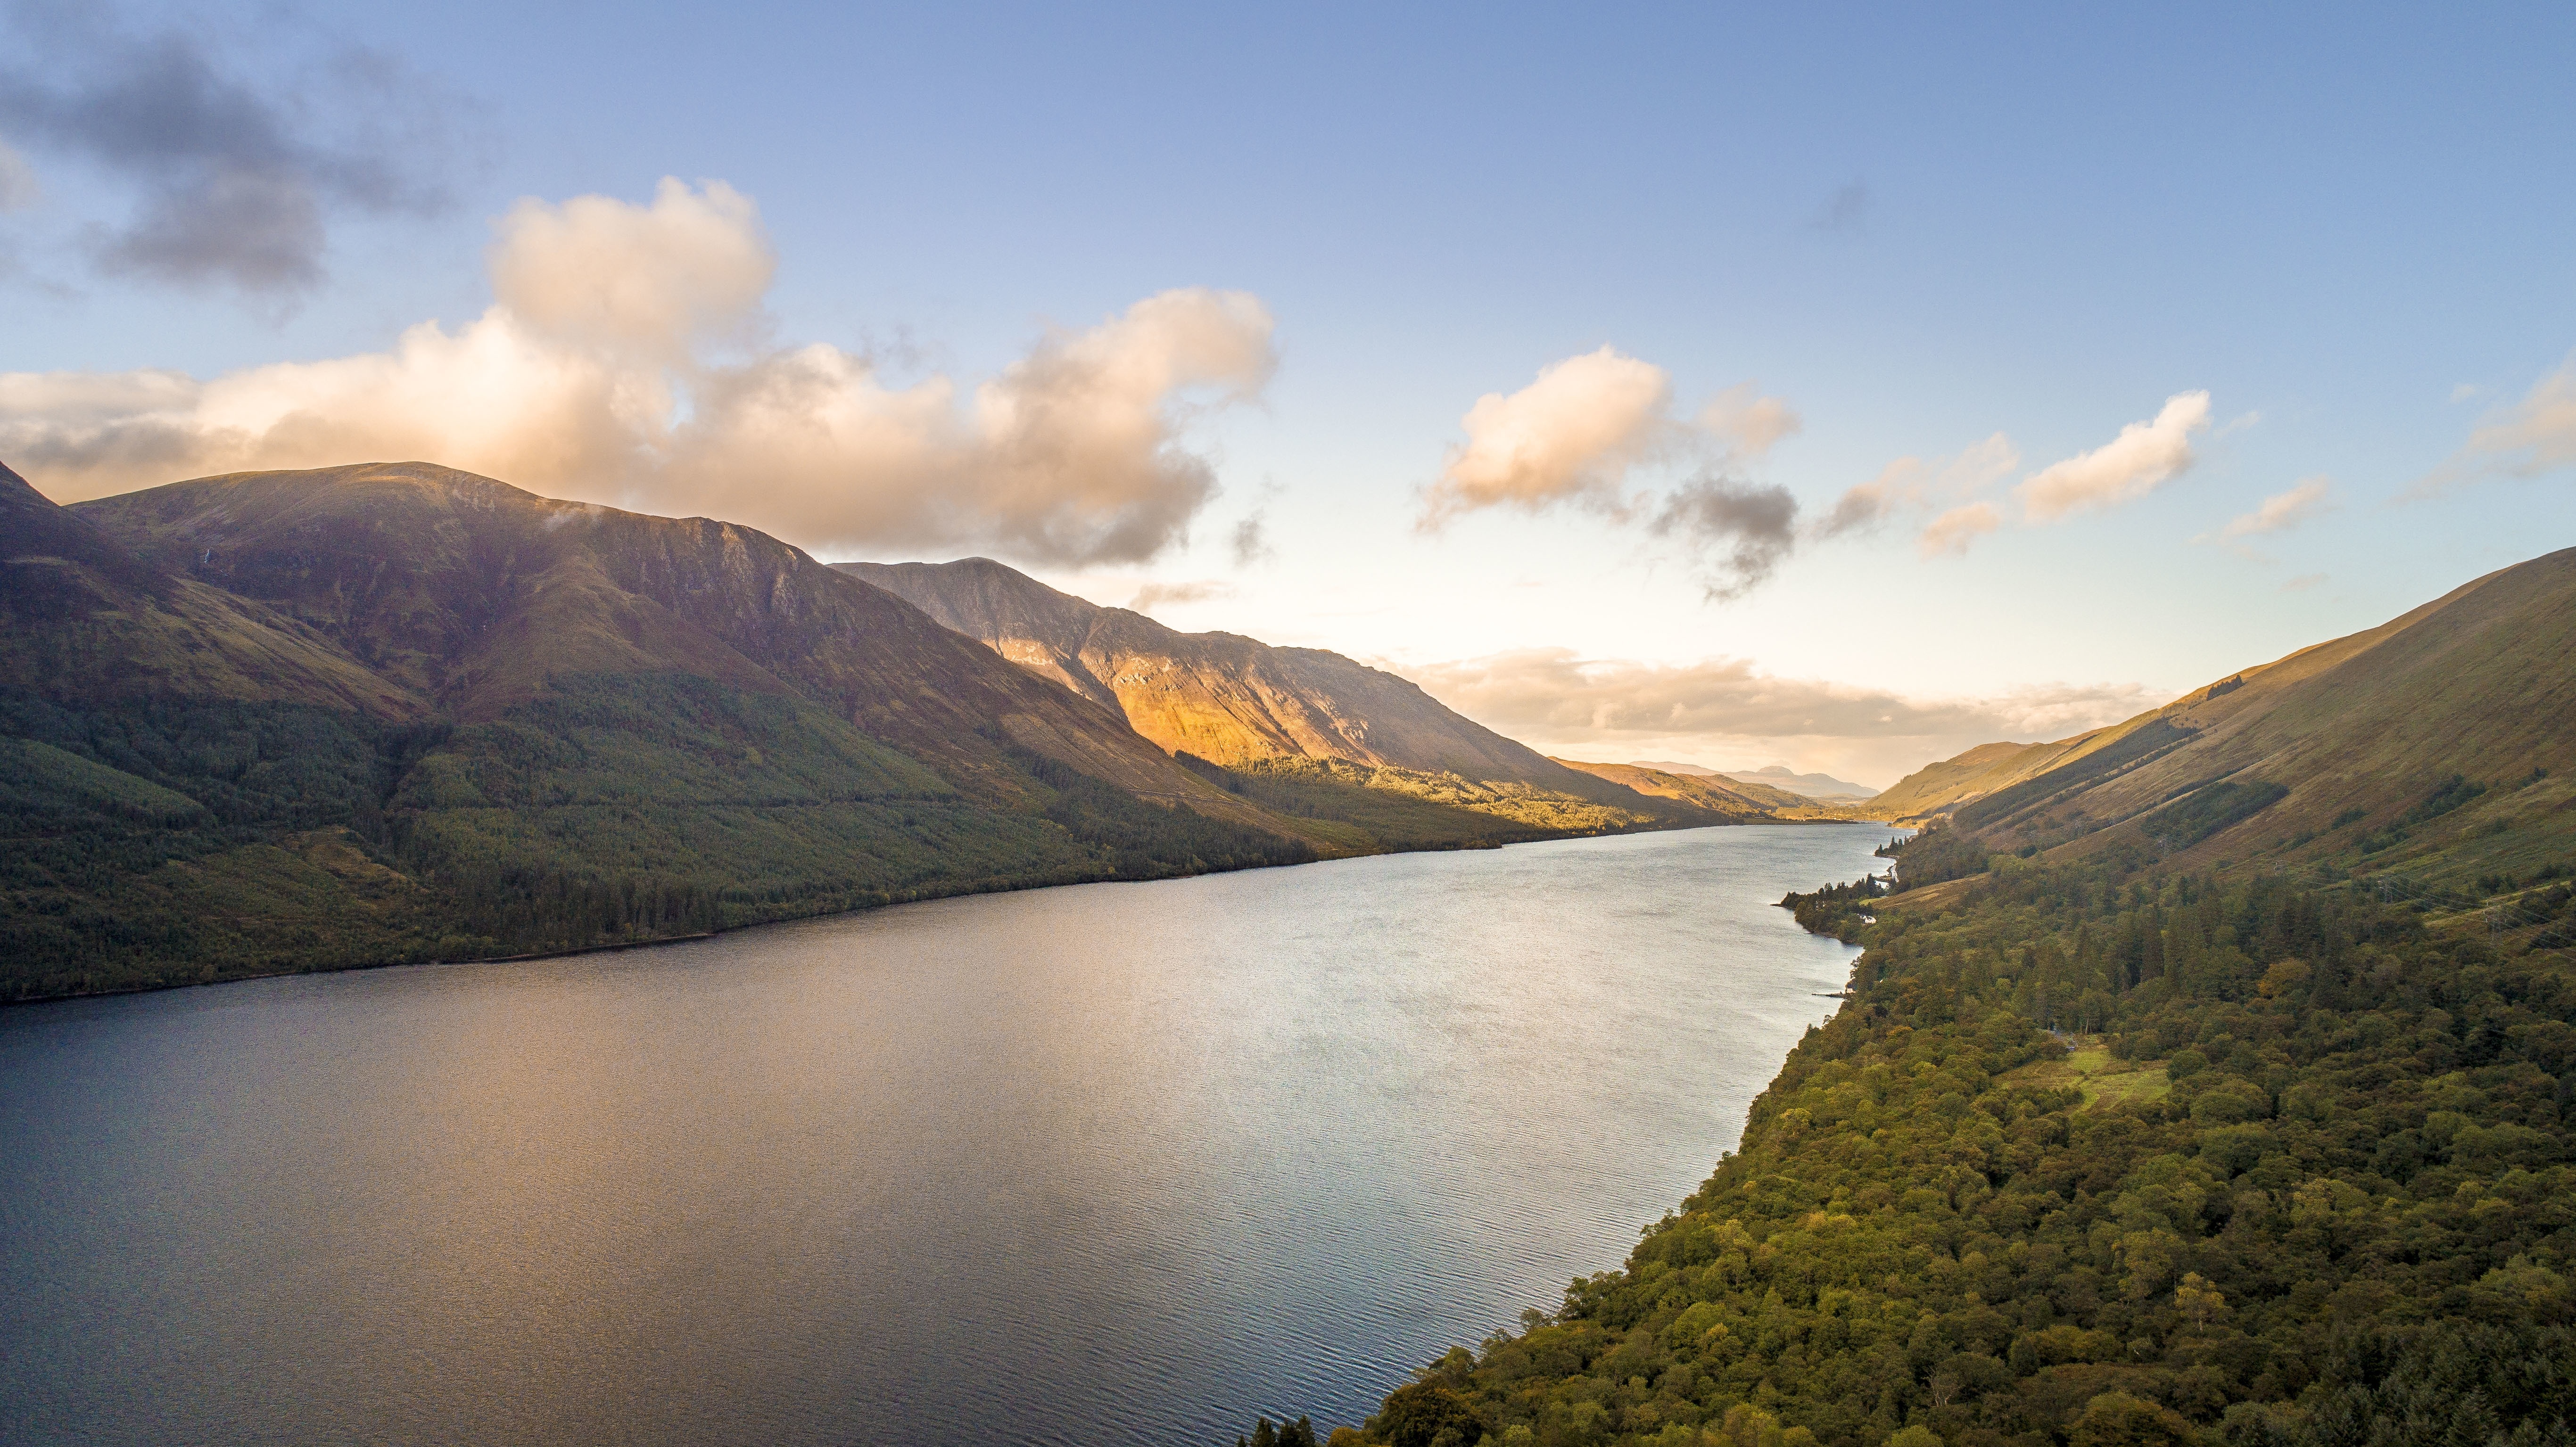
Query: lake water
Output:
[[0, 823, 1886, 1446]]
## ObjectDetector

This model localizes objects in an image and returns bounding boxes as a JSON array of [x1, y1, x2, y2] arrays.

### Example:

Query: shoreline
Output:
[[6, 814, 1891, 1012]]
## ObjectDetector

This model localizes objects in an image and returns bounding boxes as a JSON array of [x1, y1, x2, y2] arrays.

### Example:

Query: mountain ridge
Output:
[[835, 557, 1646, 804]]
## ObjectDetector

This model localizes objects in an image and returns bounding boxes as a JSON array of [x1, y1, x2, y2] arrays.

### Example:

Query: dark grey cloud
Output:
[[1229, 510, 1273, 567], [0, 2, 459, 295], [1649, 475, 1798, 601], [1812, 181, 1869, 233]]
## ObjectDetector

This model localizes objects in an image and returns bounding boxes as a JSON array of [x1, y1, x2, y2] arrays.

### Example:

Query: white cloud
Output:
[[1420, 350, 1801, 526], [487, 178, 774, 360], [2017, 391, 2211, 521], [1399, 648, 2165, 785], [1417, 349, 1804, 600], [0, 178, 1275, 566], [1817, 432, 2018, 540], [1695, 383, 1802, 460], [2209, 476, 2333, 541], [1917, 502, 2001, 558], [1128, 579, 1236, 614], [1824, 396, 2209, 559], [2414, 354, 2576, 494], [1420, 347, 1675, 523]]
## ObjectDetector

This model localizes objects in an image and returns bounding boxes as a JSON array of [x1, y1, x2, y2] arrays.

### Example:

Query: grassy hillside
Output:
[[71, 464, 1275, 823], [0, 672, 1312, 1000], [1865, 550, 2576, 884]]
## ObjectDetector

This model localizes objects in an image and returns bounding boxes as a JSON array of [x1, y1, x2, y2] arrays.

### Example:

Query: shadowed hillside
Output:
[[2, 462, 1339, 1000]]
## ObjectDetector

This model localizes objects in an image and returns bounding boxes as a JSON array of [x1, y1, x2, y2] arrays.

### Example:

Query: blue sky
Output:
[[4, 1, 2571, 783]]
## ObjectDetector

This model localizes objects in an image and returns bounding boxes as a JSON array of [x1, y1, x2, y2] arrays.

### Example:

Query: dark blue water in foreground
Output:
[[0, 823, 1885, 1446]]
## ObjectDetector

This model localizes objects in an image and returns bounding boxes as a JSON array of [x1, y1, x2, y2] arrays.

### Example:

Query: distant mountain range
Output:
[[0, 461, 1835, 1002], [1865, 546, 2576, 889], [1630, 761, 1879, 801]]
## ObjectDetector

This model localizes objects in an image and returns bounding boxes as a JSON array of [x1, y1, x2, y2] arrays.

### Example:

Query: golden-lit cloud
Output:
[[1694, 383, 1803, 460], [1815, 433, 2017, 539], [1420, 348, 1803, 599], [1421, 347, 1675, 522], [1917, 502, 2002, 558], [2016, 390, 2211, 521], [0, 179, 1275, 566], [1127, 579, 1237, 614], [1400, 648, 2166, 784], [1825, 394, 2213, 559], [2412, 353, 2576, 495], [2208, 476, 2334, 542], [487, 178, 775, 359]]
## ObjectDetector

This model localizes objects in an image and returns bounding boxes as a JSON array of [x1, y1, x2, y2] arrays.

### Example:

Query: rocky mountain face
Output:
[[1549, 759, 1824, 819], [836, 557, 1630, 799]]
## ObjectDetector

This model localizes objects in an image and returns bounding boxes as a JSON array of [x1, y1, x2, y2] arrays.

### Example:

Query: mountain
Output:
[[3, 462, 1349, 1000], [1554, 759, 1825, 817], [834, 557, 1668, 812], [1717, 765, 1879, 801], [2, 461, 1734, 1002], [1871, 546, 2576, 890], [1631, 758, 1719, 776], [1, 461, 418, 718], [1862, 739, 2060, 819]]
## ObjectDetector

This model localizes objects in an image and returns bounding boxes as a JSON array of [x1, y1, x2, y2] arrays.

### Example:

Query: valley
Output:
[[0, 460, 1831, 1002]]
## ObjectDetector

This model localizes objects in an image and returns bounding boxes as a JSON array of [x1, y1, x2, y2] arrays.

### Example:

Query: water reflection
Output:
[[0, 824, 1884, 1445]]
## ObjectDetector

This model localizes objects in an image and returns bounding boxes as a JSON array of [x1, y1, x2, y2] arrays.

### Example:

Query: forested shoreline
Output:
[[1292, 829, 2575, 1447]]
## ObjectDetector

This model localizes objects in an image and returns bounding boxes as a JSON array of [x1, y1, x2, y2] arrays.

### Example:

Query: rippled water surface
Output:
[[1, 823, 1887, 1445]]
